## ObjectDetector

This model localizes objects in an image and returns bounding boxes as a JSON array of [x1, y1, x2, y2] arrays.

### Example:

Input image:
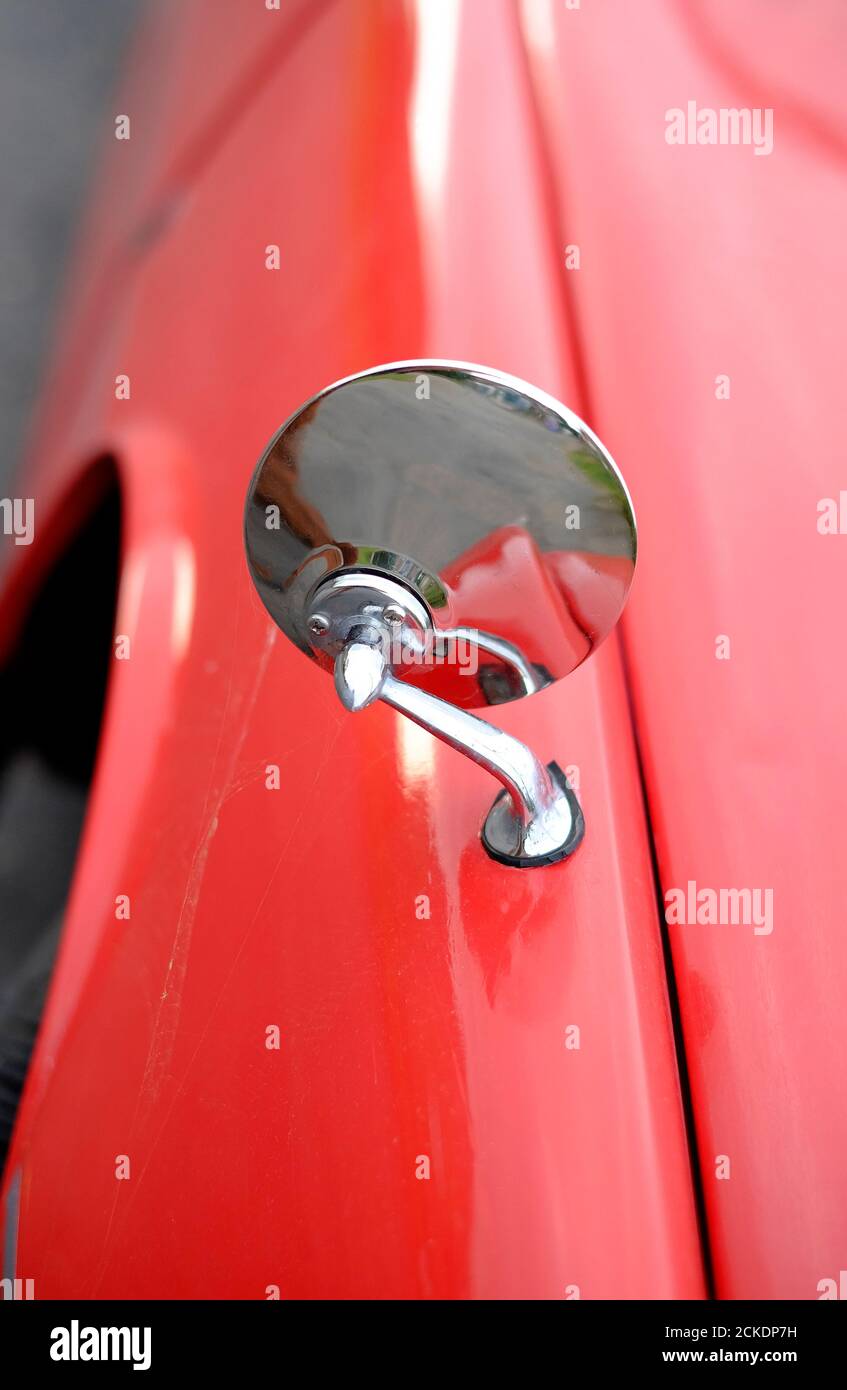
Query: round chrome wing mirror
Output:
[[245, 361, 636, 867]]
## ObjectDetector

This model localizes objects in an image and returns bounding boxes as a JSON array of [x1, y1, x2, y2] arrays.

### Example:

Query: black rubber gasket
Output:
[[481, 760, 585, 868]]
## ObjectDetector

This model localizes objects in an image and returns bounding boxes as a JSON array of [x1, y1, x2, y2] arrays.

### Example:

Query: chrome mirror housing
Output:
[[244, 361, 636, 867]]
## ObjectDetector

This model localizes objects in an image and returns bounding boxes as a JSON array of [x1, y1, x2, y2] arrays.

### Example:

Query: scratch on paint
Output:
[[90, 620, 279, 1293], [137, 623, 278, 1120], [91, 701, 344, 1295]]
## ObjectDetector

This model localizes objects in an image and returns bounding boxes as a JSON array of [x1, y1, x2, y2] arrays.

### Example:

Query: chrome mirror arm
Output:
[[381, 666, 557, 823], [325, 590, 583, 867], [437, 628, 549, 697]]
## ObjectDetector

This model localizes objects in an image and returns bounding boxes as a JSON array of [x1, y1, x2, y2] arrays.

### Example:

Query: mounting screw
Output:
[[383, 604, 406, 626], [308, 614, 330, 637]]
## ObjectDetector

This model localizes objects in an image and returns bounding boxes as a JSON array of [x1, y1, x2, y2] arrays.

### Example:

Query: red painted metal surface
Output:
[[521, 0, 847, 1298], [1, 1, 705, 1297]]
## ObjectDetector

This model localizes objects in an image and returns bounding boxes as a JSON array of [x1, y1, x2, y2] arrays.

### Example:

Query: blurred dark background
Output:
[[0, 0, 140, 494]]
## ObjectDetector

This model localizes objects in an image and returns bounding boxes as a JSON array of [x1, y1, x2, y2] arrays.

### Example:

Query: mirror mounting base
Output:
[[482, 761, 584, 867]]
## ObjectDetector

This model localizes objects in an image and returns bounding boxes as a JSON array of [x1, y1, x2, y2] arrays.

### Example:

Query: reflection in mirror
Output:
[[244, 361, 636, 710]]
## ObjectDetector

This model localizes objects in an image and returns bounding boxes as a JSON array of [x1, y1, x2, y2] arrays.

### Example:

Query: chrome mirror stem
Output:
[[315, 574, 583, 867], [438, 628, 549, 697], [378, 665, 582, 866]]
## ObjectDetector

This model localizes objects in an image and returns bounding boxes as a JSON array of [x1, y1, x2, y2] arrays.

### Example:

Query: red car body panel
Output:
[[0, 0, 705, 1300], [520, 0, 847, 1298], [2, 0, 842, 1301]]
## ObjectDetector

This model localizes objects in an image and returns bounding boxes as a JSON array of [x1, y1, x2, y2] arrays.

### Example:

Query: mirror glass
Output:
[[244, 361, 637, 709]]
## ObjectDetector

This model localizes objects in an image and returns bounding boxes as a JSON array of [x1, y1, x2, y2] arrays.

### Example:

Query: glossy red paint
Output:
[[1, 1, 706, 1297], [521, 0, 847, 1298]]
